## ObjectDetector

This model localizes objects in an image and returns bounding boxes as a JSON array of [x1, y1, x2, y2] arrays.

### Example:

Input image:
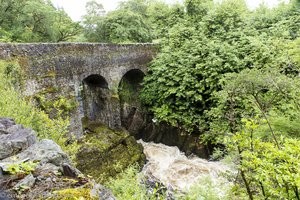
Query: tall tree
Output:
[[0, 0, 81, 42], [82, 0, 183, 43], [82, 0, 106, 42]]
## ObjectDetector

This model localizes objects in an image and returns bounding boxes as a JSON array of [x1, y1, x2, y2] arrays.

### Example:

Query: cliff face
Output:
[[0, 117, 115, 200]]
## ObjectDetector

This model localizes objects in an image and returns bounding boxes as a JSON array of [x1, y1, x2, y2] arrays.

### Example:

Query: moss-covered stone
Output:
[[49, 188, 96, 200], [32, 90, 78, 119], [76, 118, 146, 183]]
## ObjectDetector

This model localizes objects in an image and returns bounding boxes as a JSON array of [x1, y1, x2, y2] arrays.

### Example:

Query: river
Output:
[[138, 140, 233, 197]]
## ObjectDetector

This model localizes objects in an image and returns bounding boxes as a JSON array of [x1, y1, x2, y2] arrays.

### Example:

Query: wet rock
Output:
[[126, 110, 145, 136], [0, 189, 14, 200], [139, 122, 209, 158], [6, 124, 24, 134], [35, 163, 60, 178], [3, 140, 69, 167], [91, 182, 116, 200], [0, 130, 8, 135], [62, 163, 81, 178], [0, 128, 36, 160], [14, 174, 36, 191], [0, 118, 16, 130]]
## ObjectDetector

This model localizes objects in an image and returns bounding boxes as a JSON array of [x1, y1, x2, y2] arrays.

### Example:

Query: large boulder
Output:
[[0, 125, 36, 160], [0, 118, 16, 131], [76, 119, 146, 183], [2, 139, 69, 167], [0, 118, 116, 200]]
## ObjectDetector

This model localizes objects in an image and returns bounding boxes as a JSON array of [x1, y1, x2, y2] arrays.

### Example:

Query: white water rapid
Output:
[[138, 140, 232, 193]]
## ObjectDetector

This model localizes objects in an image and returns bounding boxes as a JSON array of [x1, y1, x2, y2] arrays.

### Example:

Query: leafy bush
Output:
[[175, 176, 231, 200], [0, 60, 77, 158], [207, 68, 300, 142], [209, 68, 300, 199], [106, 165, 151, 200], [140, 2, 300, 198], [226, 119, 300, 199]]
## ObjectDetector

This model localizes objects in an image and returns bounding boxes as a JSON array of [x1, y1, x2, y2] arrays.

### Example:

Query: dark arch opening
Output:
[[81, 74, 110, 124], [118, 69, 145, 133], [83, 74, 108, 88]]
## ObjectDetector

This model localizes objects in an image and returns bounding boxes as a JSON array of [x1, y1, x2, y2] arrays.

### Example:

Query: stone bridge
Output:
[[0, 43, 159, 136]]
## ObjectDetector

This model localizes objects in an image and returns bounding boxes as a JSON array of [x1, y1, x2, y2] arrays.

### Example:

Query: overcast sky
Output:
[[50, 0, 289, 21]]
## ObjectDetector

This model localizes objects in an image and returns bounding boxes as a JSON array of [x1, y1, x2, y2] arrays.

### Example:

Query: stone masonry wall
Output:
[[0, 43, 159, 136]]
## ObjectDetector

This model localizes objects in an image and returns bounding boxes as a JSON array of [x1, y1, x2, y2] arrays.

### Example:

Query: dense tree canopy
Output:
[[0, 0, 81, 42], [141, 0, 300, 132], [82, 0, 184, 43]]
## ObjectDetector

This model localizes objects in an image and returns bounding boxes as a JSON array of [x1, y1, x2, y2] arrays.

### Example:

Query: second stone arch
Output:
[[118, 69, 145, 135]]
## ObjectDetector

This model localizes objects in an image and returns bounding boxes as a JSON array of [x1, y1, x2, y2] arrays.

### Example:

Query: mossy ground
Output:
[[48, 188, 96, 200]]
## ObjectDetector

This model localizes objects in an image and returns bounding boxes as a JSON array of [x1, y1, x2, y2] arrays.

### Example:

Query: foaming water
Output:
[[138, 140, 231, 192]]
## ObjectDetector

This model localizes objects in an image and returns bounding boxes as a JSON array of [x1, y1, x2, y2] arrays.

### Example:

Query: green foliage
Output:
[[289, 38, 300, 65], [106, 165, 151, 200], [81, 0, 106, 42], [82, 0, 184, 43], [0, 60, 78, 159], [50, 188, 96, 200], [82, 0, 150, 43], [207, 68, 300, 142], [176, 176, 230, 200], [6, 160, 37, 175], [0, 0, 81, 42], [139, 1, 300, 198], [33, 92, 78, 118], [226, 119, 300, 199], [209, 67, 300, 199], [141, 0, 300, 133], [185, 0, 212, 19], [142, 0, 249, 131], [102, 9, 152, 43]]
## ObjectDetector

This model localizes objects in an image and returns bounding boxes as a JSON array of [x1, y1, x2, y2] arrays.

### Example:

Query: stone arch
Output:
[[81, 74, 110, 124], [118, 69, 145, 133], [83, 74, 108, 88]]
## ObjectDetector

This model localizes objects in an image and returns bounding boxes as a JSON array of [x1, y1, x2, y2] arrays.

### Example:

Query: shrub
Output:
[[0, 60, 78, 159], [106, 165, 150, 200]]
